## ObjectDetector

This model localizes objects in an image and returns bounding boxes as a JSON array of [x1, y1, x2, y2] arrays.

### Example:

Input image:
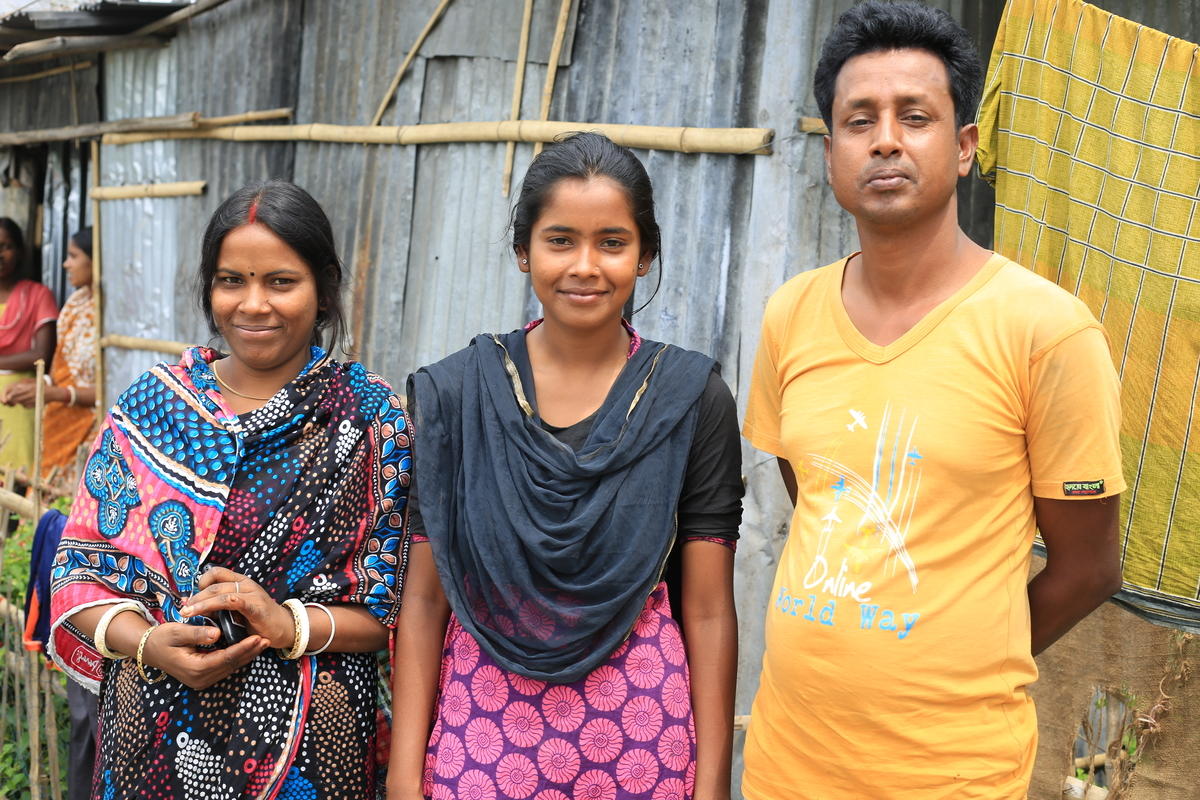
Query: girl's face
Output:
[[209, 223, 319, 375], [0, 228, 19, 281], [63, 240, 93, 289], [516, 177, 649, 332]]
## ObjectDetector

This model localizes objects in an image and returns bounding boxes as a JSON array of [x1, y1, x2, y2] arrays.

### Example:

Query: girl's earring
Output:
[[521, 258, 528, 265]]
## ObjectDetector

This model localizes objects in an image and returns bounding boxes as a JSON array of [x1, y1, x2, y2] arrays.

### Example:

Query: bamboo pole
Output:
[[199, 107, 293, 127], [91, 181, 206, 201], [0, 60, 93, 85], [43, 665, 62, 800], [501, 0, 535, 197], [0, 486, 37, 519], [370, 0, 455, 126], [3, 34, 166, 66], [0, 112, 200, 146], [100, 334, 191, 355], [0, 109, 292, 146], [104, 120, 775, 155], [32, 359, 43, 508], [797, 117, 829, 135], [532, 0, 574, 159], [0, 608, 10, 761], [27, 650, 42, 799], [91, 140, 104, 416], [132, 0, 237, 37]]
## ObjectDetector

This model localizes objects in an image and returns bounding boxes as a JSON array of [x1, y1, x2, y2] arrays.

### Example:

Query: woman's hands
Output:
[[141, 623, 268, 690], [181, 566, 296, 650], [0, 377, 41, 407]]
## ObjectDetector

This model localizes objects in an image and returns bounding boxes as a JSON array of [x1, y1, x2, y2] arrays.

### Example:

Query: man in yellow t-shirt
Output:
[[741, 3, 1124, 798]]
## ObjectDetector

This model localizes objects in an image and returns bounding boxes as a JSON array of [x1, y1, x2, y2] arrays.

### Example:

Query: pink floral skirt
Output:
[[425, 583, 695, 800]]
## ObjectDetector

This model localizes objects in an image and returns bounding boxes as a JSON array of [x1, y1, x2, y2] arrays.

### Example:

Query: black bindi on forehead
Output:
[[249, 271, 256, 277]]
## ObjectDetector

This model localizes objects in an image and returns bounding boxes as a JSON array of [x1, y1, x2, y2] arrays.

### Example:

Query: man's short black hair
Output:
[[813, 0, 983, 131]]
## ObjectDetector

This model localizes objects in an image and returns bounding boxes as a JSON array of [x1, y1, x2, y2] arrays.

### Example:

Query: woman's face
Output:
[[209, 223, 319, 375], [0, 227, 20, 281], [63, 240, 93, 289], [516, 176, 647, 333]]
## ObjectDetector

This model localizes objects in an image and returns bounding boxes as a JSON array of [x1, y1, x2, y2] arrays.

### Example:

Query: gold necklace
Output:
[[212, 362, 274, 401]]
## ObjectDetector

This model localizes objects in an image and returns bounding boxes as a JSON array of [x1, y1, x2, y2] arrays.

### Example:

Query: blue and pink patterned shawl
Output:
[[48, 346, 410, 799]]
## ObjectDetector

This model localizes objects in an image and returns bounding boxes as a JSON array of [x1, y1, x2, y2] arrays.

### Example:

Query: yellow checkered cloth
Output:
[[977, 0, 1200, 631]]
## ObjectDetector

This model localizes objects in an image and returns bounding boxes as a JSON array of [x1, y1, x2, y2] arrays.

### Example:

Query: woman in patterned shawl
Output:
[[2, 227, 99, 481], [48, 181, 411, 800]]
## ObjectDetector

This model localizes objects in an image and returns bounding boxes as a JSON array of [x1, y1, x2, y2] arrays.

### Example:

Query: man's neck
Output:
[[851, 208, 989, 308]]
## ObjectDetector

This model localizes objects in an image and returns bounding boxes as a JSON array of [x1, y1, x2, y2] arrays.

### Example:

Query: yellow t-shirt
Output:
[[741, 253, 1124, 800]]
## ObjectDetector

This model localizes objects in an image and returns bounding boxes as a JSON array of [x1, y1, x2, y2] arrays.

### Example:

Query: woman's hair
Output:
[[195, 180, 348, 354], [0, 217, 28, 278], [70, 226, 93, 260], [813, 0, 983, 131], [510, 131, 663, 268]]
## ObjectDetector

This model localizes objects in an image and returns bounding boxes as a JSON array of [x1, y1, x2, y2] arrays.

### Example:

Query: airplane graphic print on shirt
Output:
[[808, 402, 921, 592], [775, 402, 923, 641]]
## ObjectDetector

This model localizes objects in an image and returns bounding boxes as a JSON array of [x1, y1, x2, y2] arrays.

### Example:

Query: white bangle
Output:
[[93, 601, 143, 659], [278, 598, 310, 660], [303, 602, 336, 655], [66, 385, 77, 406]]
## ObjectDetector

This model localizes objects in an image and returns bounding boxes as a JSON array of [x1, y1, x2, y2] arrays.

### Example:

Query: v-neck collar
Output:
[[830, 251, 1007, 364]]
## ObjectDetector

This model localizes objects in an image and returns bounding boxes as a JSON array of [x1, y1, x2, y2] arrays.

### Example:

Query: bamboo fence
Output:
[[0, 369, 66, 800]]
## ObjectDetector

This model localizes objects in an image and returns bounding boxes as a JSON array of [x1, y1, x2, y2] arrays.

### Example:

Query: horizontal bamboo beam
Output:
[[100, 334, 191, 355], [0, 108, 291, 146], [91, 181, 206, 200], [199, 107, 293, 127], [0, 60, 93, 85], [0, 112, 199, 146], [104, 120, 775, 155], [0, 487, 35, 519], [3, 34, 166, 66]]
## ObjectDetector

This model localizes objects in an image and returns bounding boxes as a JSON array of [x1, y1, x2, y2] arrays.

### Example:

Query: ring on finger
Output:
[[235, 580, 242, 594]]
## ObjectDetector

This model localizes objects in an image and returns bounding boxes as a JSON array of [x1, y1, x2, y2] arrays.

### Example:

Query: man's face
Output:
[[824, 48, 976, 230]]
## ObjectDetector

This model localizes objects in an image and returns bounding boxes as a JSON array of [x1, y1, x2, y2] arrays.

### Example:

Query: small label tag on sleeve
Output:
[[1063, 479, 1105, 496]]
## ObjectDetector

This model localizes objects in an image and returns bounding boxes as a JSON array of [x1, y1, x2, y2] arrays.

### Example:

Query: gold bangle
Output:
[[136, 626, 166, 683], [278, 599, 309, 660]]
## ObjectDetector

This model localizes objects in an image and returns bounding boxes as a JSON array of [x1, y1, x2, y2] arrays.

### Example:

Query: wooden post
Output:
[[532, 0, 574, 159], [32, 358, 44, 511], [91, 140, 104, 415], [43, 665, 62, 800], [370, 0, 455, 126], [501, 0, 535, 197], [27, 650, 42, 799]]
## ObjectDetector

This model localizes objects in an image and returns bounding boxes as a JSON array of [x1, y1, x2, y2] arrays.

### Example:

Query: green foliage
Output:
[[0, 498, 74, 797], [1122, 726, 1139, 759]]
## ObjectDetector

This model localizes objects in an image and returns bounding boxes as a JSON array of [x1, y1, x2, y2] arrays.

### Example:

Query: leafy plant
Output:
[[0, 498, 74, 797]]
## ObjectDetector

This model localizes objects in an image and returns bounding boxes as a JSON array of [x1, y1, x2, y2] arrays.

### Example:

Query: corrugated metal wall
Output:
[[73, 1, 1196, 796]]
